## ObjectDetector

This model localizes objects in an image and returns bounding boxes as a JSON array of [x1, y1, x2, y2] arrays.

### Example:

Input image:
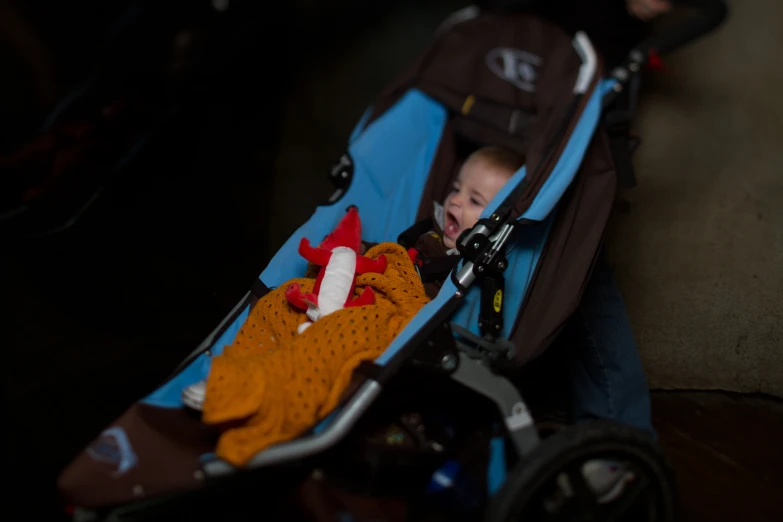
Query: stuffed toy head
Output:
[[319, 205, 362, 253]]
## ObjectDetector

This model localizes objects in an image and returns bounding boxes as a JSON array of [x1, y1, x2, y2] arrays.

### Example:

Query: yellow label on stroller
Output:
[[493, 289, 503, 313]]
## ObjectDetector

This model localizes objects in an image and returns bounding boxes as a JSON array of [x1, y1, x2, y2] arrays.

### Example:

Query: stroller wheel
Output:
[[484, 421, 677, 522]]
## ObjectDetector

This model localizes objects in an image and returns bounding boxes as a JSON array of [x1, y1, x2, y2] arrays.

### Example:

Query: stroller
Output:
[[57, 2, 726, 521]]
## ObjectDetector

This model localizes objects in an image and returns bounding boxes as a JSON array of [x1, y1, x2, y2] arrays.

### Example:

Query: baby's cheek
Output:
[[464, 209, 481, 231]]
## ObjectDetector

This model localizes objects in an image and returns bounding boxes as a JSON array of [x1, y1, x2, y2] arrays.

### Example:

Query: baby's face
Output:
[[441, 157, 514, 249]]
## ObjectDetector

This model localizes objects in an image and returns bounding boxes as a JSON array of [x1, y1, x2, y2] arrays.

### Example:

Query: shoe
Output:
[[581, 459, 636, 503], [553, 459, 636, 506]]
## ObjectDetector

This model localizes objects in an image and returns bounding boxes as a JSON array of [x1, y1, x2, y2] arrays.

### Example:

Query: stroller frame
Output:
[[61, 2, 728, 521]]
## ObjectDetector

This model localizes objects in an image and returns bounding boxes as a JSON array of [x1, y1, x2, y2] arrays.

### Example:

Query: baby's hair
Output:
[[467, 146, 525, 176]]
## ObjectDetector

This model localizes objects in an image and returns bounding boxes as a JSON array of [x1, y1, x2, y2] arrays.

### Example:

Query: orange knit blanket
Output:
[[201, 242, 430, 466]]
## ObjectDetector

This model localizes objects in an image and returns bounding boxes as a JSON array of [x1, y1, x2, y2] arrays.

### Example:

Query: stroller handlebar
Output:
[[482, 0, 728, 64], [636, 0, 728, 58], [604, 0, 728, 102]]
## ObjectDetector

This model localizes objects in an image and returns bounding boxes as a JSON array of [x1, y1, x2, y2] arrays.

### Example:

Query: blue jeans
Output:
[[568, 249, 655, 438]]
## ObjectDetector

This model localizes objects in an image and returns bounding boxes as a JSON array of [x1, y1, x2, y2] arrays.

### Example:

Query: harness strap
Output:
[[398, 218, 462, 283], [419, 255, 462, 283], [251, 278, 270, 299]]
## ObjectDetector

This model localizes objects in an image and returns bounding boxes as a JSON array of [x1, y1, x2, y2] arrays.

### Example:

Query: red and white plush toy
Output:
[[286, 206, 387, 333]]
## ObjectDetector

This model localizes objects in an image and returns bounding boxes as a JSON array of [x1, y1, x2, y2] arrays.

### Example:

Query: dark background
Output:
[[0, 1, 475, 518]]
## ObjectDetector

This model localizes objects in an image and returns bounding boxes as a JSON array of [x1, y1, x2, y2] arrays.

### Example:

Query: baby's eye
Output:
[[470, 198, 483, 206]]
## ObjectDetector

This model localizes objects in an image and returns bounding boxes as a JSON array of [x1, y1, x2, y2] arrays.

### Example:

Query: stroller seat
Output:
[[54, 5, 716, 521]]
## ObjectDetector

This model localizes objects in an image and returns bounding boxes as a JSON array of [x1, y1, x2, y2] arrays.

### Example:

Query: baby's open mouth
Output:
[[444, 211, 460, 240]]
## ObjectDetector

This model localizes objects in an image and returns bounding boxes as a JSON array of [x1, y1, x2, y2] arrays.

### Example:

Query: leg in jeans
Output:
[[569, 247, 655, 438]]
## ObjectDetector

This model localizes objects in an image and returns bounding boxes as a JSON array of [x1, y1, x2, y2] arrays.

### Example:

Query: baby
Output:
[[440, 145, 523, 249], [407, 145, 524, 298]]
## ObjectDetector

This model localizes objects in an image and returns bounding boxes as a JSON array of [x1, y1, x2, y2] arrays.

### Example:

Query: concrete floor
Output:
[[607, 0, 783, 397], [652, 391, 783, 522]]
